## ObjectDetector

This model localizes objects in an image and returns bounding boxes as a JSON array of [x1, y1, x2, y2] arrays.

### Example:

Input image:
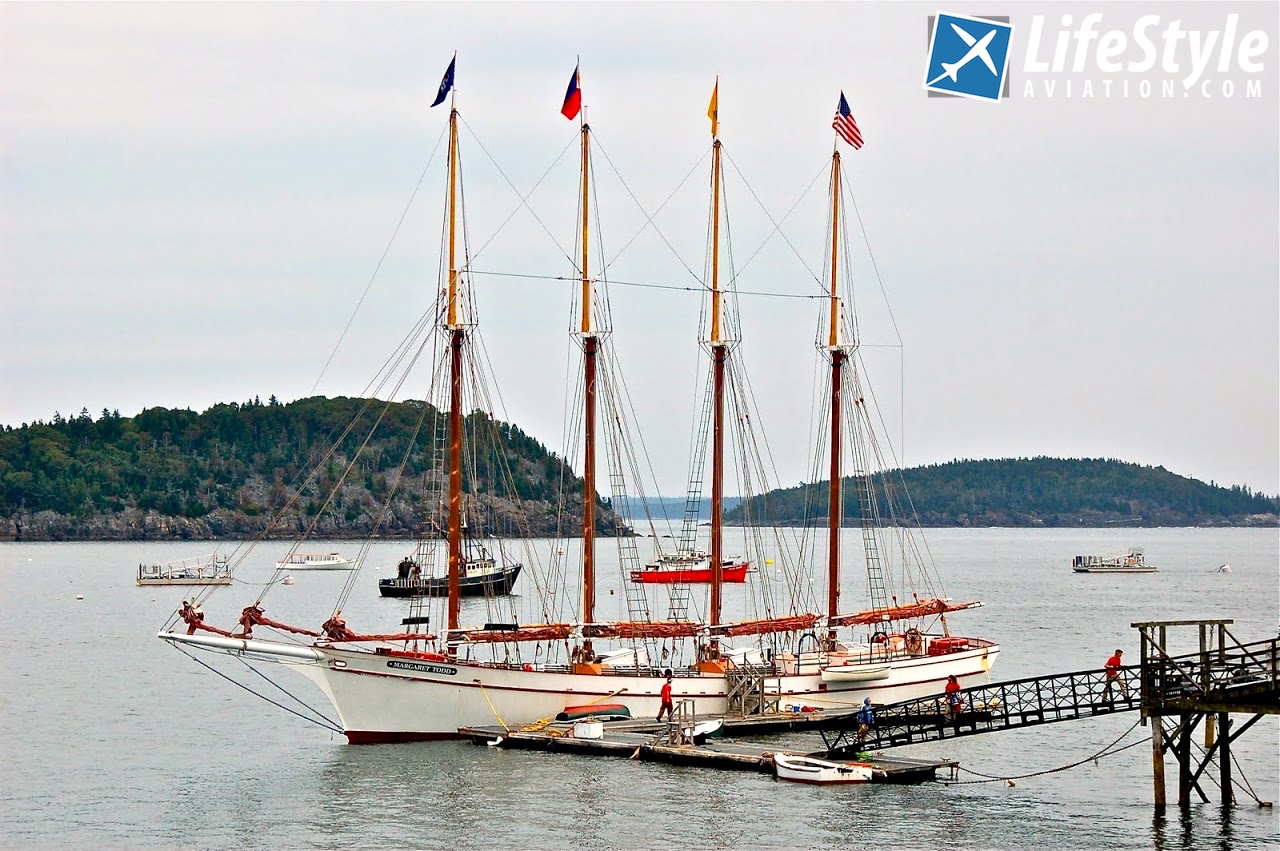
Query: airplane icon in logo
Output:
[[927, 22, 998, 86]]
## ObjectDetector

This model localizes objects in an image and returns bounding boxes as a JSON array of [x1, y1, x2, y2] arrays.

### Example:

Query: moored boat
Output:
[[774, 753, 873, 784], [137, 554, 232, 586], [379, 541, 522, 598], [1071, 547, 1157, 574], [158, 70, 998, 744], [274, 552, 353, 570], [629, 552, 748, 584]]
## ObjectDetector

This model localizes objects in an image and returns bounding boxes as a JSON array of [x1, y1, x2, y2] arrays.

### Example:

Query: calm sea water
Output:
[[1, 528, 1277, 850]]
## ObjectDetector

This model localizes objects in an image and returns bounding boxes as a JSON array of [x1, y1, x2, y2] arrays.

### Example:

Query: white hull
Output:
[[774, 754, 873, 784], [1072, 567, 1157, 574], [275, 565, 355, 571], [275, 557, 354, 570], [160, 631, 997, 742]]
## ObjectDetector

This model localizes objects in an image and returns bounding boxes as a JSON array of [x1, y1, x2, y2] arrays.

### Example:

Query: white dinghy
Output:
[[773, 753, 873, 784]]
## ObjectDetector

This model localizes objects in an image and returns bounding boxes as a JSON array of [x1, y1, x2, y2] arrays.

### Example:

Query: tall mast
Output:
[[445, 97, 464, 635], [709, 130, 725, 631], [579, 114, 598, 627], [826, 150, 843, 644]]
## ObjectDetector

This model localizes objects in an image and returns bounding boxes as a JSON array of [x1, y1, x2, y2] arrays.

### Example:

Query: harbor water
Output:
[[1, 528, 1277, 849]]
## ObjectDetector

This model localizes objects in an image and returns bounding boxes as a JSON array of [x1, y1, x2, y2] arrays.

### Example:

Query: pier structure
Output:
[[820, 664, 1142, 756], [1134, 619, 1279, 809]]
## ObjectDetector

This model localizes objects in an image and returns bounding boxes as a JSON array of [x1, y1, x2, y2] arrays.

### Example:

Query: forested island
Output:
[[1, 400, 1275, 540], [0, 397, 622, 541], [725, 458, 1278, 528]]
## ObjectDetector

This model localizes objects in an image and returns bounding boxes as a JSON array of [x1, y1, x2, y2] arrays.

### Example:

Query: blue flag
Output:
[[431, 56, 455, 107]]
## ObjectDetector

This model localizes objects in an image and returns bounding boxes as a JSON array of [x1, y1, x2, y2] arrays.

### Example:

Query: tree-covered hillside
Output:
[[0, 397, 621, 540], [726, 458, 1279, 528]]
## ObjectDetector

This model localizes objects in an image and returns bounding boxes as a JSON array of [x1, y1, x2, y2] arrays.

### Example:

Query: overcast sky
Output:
[[2, 2, 1277, 496]]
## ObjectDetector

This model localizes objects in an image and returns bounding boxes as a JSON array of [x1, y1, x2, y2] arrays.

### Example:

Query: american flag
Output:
[[832, 92, 863, 149]]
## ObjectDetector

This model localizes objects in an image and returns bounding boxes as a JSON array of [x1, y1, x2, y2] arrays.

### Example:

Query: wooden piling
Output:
[[1219, 713, 1232, 807], [1177, 713, 1192, 807], [1151, 716, 1166, 808]]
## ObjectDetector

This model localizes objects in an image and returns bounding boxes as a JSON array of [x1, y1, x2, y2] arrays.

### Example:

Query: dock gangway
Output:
[[821, 665, 1143, 757], [822, 635, 1279, 759]]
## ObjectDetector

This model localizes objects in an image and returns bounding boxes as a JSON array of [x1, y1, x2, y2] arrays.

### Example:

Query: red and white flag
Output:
[[832, 92, 863, 149]]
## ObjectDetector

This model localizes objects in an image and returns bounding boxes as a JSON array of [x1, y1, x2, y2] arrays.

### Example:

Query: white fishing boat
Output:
[[137, 554, 232, 586], [774, 753, 873, 784], [274, 552, 353, 570], [159, 71, 997, 742], [1071, 547, 1157, 574]]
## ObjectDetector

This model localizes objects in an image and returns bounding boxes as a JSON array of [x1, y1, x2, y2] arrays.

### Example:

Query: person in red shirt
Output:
[[944, 674, 963, 718], [657, 670, 675, 721], [1103, 649, 1129, 700]]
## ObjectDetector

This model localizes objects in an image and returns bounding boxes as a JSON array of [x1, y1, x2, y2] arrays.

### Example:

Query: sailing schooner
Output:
[[158, 70, 998, 742]]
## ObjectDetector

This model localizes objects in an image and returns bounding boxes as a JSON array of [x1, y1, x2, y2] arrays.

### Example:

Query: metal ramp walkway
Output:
[[821, 665, 1143, 757]]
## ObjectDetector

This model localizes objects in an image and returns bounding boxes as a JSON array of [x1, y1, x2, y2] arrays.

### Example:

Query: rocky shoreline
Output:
[[1, 506, 627, 542], [3, 508, 1275, 541]]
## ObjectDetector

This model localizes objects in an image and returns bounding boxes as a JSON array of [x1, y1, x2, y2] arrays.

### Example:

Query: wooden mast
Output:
[[579, 112, 598, 629], [445, 95, 464, 635], [826, 149, 843, 646], [709, 113, 725, 636]]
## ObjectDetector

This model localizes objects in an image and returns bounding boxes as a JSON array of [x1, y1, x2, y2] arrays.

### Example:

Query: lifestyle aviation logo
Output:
[[925, 12, 1014, 101]]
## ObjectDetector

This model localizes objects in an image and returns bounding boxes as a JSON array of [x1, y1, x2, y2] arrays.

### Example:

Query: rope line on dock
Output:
[[476, 682, 511, 732], [940, 719, 1145, 785]]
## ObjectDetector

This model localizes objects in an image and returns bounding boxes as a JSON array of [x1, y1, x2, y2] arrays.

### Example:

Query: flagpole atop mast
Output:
[[578, 64, 598, 638], [444, 50, 463, 637], [705, 76, 726, 664]]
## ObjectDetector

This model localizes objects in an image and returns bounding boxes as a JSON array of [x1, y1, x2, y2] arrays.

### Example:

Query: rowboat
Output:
[[819, 663, 892, 683], [773, 753, 873, 784]]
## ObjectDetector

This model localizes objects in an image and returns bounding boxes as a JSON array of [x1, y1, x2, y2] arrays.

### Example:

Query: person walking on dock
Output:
[[856, 696, 875, 744], [1103, 648, 1129, 701], [944, 674, 963, 719], [657, 670, 675, 722]]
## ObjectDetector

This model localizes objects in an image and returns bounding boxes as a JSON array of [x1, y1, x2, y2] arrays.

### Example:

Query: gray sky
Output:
[[3, 2, 1277, 496]]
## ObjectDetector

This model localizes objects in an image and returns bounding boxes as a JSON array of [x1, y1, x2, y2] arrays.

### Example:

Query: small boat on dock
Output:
[[137, 554, 232, 586], [773, 753, 873, 784], [274, 552, 353, 570], [556, 703, 632, 722], [1071, 547, 1157, 574], [819, 662, 892, 683]]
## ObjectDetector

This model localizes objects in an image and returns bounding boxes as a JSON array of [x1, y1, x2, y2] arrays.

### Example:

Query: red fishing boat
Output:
[[629, 551, 749, 583]]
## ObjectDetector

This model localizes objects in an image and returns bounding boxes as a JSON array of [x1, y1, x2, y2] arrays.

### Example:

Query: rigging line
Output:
[[474, 132, 578, 265], [230, 306, 436, 599], [843, 165, 904, 349], [944, 719, 1146, 784], [169, 644, 343, 734], [284, 335, 433, 612], [310, 125, 448, 396], [721, 150, 828, 288], [852, 345, 945, 594], [469, 268, 825, 300], [455, 114, 575, 267], [235, 653, 343, 730], [591, 131, 708, 281], [603, 336, 672, 544]]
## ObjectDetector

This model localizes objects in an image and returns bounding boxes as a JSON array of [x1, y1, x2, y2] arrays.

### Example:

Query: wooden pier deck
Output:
[[459, 718, 953, 784]]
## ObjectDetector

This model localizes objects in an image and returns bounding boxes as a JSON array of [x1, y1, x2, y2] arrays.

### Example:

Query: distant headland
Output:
[[1, 400, 1275, 541]]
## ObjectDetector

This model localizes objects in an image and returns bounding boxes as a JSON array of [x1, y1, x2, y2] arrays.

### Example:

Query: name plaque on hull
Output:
[[387, 660, 458, 676]]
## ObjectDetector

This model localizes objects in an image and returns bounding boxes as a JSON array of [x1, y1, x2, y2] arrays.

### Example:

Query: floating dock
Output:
[[460, 715, 954, 784]]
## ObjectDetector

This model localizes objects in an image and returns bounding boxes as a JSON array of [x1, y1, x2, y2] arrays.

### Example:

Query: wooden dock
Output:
[[459, 717, 953, 784]]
